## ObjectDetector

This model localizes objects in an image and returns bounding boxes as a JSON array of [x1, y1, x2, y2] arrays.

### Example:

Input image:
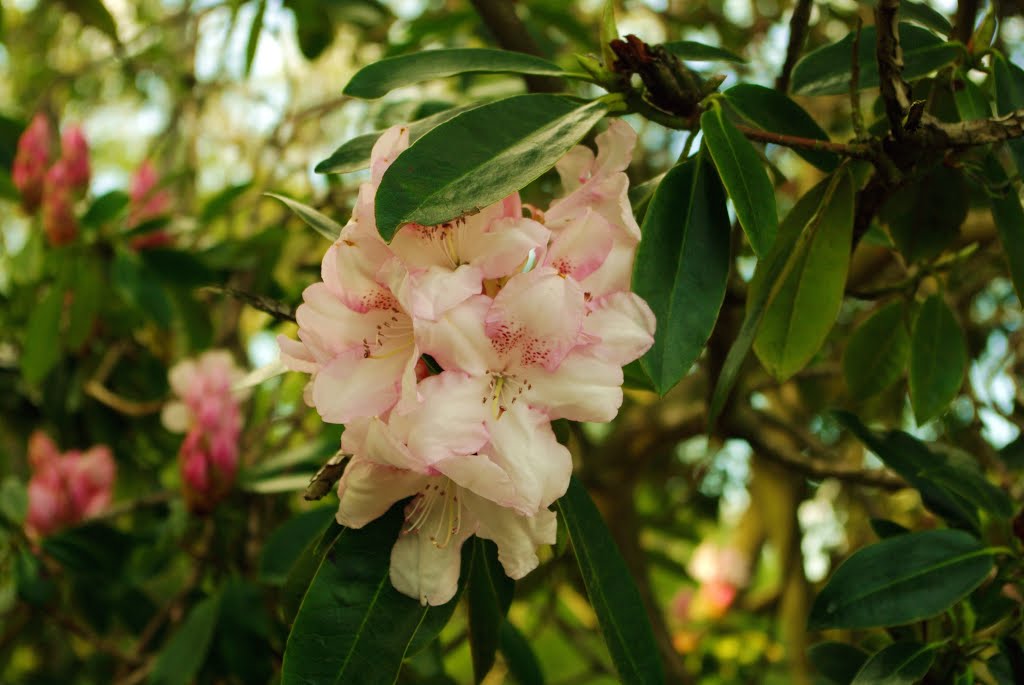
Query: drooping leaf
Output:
[[843, 301, 910, 399], [81, 190, 130, 228], [280, 520, 344, 624], [708, 171, 850, 424], [281, 503, 464, 685], [634, 155, 730, 395], [316, 101, 488, 174], [139, 248, 216, 287], [266, 192, 345, 241], [149, 594, 221, 685], [500, 621, 545, 685], [374, 94, 608, 241], [468, 539, 514, 684], [952, 71, 990, 120], [661, 40, 745, 63], [888, 0, 953, 35], [808, 641, 870, 685], [909, 293, 967, 424], [22, 285, 64, 385], [201, 182, 252, 223], [808, 529, 994, 630], [724, 83, 838, 171], [984, 155, 1024, 303], [556, 476, 664, 685], [992, 53, 1024, 175], [56, 0, 119, 42], [835, 412, 989, 532], [344, 48, 570, 99], [259, 506, 337, 586], [752, 168, 853, 379], [701, 104, 777, 257], [881, 164, 968, 264], [244, 0, 267, 77], [850, 642, 936, 685], [791, 24, 963, 96]]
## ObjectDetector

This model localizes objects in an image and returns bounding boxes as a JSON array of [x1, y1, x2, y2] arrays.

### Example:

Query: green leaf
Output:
[[42, 522, 136, 579], [808, 641, 870, 685], [499, 621, 545, 685], [953, 72, 990, 120], [344, 48, 569, 99], [791, 24, 963, 96], [661, 40, 745, 63], [836, 412, 986, 531], [909, 293, 967, 424], [724, 83, 838, 171], [0, 477, 28, 526], [701, 104, 777, 257], [245, 0, 267, 77], [871, 518, 911, 539], [850, 642, 936, 685], [600, 0, 619, 72], [374, 94, 608, 241], [855, 0, 952, 35], [752, 168, 853, 379], [709, 171, 850, 424], [139, 248, 216, 287], [112, 249, 173, 328], [984, 155, 1024, 303], [556, 476, 664, 685], [281, 503, 464, 685], [200, 182, 252, 224], [992, 53, 1024, 175], [56, 0, 119, 42], [918, 464, 1015, 519], [280, 521, 344, 624], [149, 594, 221, 685], [316, 101, 489, 174], [22, 284, 64, 384], [81, 190, 130, 228], [259, 506, 337, 586], [266, 192, 345, 241], [881, 164, 968, 264], [843, 301, 910, 399], [808, 529, 994, 630], [468, 539, 514, 684], [634, 155, 730, 395]]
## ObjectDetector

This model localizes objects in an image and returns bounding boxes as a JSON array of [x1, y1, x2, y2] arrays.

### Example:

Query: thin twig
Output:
[[202, 286, 296, 323], [776, 0, 814, 92], [850, 17, 867, 140], [467, 0, 564, 93], [875, 0, 913, 137]]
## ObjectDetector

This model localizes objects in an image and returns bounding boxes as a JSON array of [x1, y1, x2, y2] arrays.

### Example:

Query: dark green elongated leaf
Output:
[[881, 164, 967, 264], [808, 529, 994, 630], [22, 285, 64, 384], [56, 0, 119, 42], [843, 301, 910, 399], [0, 477, 27, 526], [808, 641, 870, 685], [139, 248, 216, 287], [909, 293, 966, 424], [918, 465, 1015, 519], [500, 621, 545, 685], [753, 168, 853, 379], [887, 0, 953, 34], [661, 40, 745, 63], [850, 642, 936, 685], [791, 24, 964, 96], [81, 190, 129, 228], [112, 249, 173, 328], [259, 506, 336, 586], [245, 0, 266, 77], [344, 48, 569, 99], [468, 539, 514, 684], [375, 94, 608, 241], [316, 101, 488, 174], [708, 170, 850, 424], [701, 104, 777, 257], [266, 192, 344, 241], [871, 518, 911, 539], [953, 72, 990, 120], [556, 476, 663, 685], [634, 155, 730, 395], [984, 155, 1024, 303], [281, 503, 464, 685], [280, 520, 345, 623], [149, 594, 221, 685], [42, 523, 136, 578], [992, 53, 1024, 175], [201, 182, 252, 223], [724, 83, 838, 171]]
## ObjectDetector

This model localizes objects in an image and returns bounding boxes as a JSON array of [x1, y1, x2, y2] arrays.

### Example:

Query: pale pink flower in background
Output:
[[335, 372, 560, 605], [383, 192, 550, 321], [25, 431, 116, 538], [41, 164, 78, 246], [162, 351, 249, 511], [58, 125, 91, 191], [12, 113, 52, 212], [688, 540, 751, 588]]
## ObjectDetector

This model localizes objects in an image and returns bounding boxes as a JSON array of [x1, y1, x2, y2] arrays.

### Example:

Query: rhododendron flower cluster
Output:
[[279, 120, 655, 605], [12, 113, 91, 246], [162, 351, 249, 512], [25, 431, 116, 538], [673, 541, 751, 622]]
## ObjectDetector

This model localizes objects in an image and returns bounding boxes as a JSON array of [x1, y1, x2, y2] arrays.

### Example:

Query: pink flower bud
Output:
[[28, 430, 61, 469], [12, 113, 53, 212], [41, 163, 78, 246], [24, 433, 116, 538], [59, 125, 90, 191], [65, 446, 116, 519]]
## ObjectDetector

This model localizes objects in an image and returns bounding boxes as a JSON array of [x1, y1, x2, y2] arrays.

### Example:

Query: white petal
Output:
[[555, 145, 595, 193], [415, 295, 499, 375], [389, 519, 474, 606], [434, 453, 520, 509], [526, 352, 624, 423], [160, 401, 191, 433], [389, 372, 490, 462], [468, 494, 557, 580], [582, 291, 656, 366], [545, 208, 614, 281], [484, 403, 572, 510], [460, 217, 549, 279], [336, 459, 425, 528], [311, 349, 412, 423]]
